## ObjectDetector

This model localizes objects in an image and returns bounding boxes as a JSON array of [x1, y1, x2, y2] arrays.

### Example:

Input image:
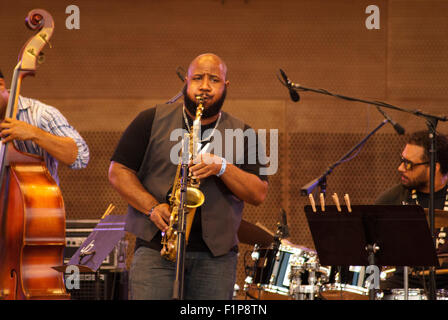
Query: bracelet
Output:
[[216, 157, 227, 177], [147, 204, 159, 218]]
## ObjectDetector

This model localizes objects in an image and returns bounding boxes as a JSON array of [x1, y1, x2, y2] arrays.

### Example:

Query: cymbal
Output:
[[423, 208, 448, 229], [237, 219, 274, 247]]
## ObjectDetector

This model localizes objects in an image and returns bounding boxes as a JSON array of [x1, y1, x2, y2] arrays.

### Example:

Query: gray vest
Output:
[[124, 103, 246, 256]]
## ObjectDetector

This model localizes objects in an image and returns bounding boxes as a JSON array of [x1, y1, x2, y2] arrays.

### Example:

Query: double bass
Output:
[[0, 9, 69, 299]]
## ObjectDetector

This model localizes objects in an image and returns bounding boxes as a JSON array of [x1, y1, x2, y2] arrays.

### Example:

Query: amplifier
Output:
[[65, 219, 128, 270], [64, 219, 129, 300], [64, 269, 129, 300]]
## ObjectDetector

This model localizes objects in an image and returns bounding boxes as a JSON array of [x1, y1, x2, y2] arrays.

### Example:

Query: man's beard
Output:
[[183, 85, 226, 119], [401, 171, 429, 191]]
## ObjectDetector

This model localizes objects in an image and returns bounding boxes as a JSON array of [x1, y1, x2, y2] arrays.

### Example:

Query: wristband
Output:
[[147, 204, 159, 218], [216, 157, 227, 177]]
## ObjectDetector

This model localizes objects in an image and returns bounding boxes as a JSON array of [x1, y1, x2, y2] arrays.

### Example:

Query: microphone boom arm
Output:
[[289, 82, 448, 123], [300, 118, 389, 196]]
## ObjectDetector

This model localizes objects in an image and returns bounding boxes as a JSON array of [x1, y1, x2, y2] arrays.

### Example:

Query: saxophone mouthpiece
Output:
[[195, 95, 205, 104]]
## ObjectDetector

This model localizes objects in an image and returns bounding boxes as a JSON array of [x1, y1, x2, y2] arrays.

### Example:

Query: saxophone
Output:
[[160, 96, 205, 261]]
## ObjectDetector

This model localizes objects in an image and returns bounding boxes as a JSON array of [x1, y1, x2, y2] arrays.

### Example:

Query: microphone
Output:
[[279, 69, 300, 102], [176, 66, 186, 82], [376, 106, 405, 135], [390, 119, 405, 135]]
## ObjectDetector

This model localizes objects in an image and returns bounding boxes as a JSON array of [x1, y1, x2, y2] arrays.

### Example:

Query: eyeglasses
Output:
[[399, 156, 429, 170]]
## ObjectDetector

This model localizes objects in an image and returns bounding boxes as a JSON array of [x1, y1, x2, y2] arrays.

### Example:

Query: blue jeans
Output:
[[129, 246, 238, 300]]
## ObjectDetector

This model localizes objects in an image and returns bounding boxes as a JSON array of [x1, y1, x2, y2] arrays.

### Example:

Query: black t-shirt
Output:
[[375, 183, 448, 209], [414, 185, 448, 210], [111, 106, 268, 253]]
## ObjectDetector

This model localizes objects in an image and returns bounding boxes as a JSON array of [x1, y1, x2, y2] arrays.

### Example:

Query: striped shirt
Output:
[[11, 96, 90, 185]]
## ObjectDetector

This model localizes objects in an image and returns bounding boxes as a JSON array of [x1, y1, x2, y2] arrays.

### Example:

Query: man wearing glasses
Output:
[[376, 130, 448, 208], [375, 130, 448, 293]]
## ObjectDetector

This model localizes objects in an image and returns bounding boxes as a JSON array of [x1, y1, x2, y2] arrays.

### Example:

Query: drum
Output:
[[380, 288, 448, 300], [437, 289, 448, 300], [382, 288, 427, 300], [320, 266, 370, 300], [245, 243, 321, 299]]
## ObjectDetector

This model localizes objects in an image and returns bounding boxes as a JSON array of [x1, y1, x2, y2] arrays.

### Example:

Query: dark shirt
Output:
[[375, 183, 448, 209]]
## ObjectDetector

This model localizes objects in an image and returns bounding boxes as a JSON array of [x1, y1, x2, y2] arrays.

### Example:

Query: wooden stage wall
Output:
[[2, 0, 448, 293]]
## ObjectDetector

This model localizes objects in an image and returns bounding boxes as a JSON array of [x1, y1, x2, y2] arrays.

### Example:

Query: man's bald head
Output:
[[187, 53, 228, 81]]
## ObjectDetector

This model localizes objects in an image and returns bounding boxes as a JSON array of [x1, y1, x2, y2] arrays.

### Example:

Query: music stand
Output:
[[53, 214, 126, 300], [304, 204, 439, 300]]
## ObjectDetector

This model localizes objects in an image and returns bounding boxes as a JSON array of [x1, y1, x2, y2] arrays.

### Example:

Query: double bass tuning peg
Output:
[[39, 33, 52, 48], [37, 52, 45, 65], [25, 49, 45, 64]]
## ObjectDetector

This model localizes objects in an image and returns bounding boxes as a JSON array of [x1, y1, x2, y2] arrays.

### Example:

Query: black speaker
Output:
[[63, 219, 129, 300], [64, 270, 128, 300]]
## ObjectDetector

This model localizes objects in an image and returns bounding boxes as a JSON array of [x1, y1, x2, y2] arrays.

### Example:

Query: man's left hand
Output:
[[0, 118, 38, 143]]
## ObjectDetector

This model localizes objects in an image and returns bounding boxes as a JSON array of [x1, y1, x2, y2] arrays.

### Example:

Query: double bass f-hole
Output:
[[10, 269, 17, 300]]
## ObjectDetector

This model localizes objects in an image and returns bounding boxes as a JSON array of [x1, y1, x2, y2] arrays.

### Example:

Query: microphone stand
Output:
[[426, 117, 439, 300], [166, 67, 186, 104], [300, 118, 390, 196], [273, 209, 289, 249], [172, 135, 190, 300], [288, 80, 448, 300]]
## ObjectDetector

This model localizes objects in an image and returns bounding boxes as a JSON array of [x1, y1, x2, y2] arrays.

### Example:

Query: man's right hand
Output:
[[149, 203, 171, 233]]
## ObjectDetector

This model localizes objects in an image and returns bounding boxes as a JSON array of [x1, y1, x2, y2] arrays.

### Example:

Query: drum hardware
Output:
[[243, 210, 331, 300], [275, 208, 290, 240], [380, 288, 448, 300], [268, 250, 282, 286], [251, 244, 260, 261], [437, 289, 448, 300], [269, 274, 276, 285], [244, 243, 321, 300], [243, 276, 253, 287], [403, 266, 410, 300], [380, 267, 396, 280], [288, 258, 325, 300], [382, 288, 427, 300], [233, 284, 240, 299]]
